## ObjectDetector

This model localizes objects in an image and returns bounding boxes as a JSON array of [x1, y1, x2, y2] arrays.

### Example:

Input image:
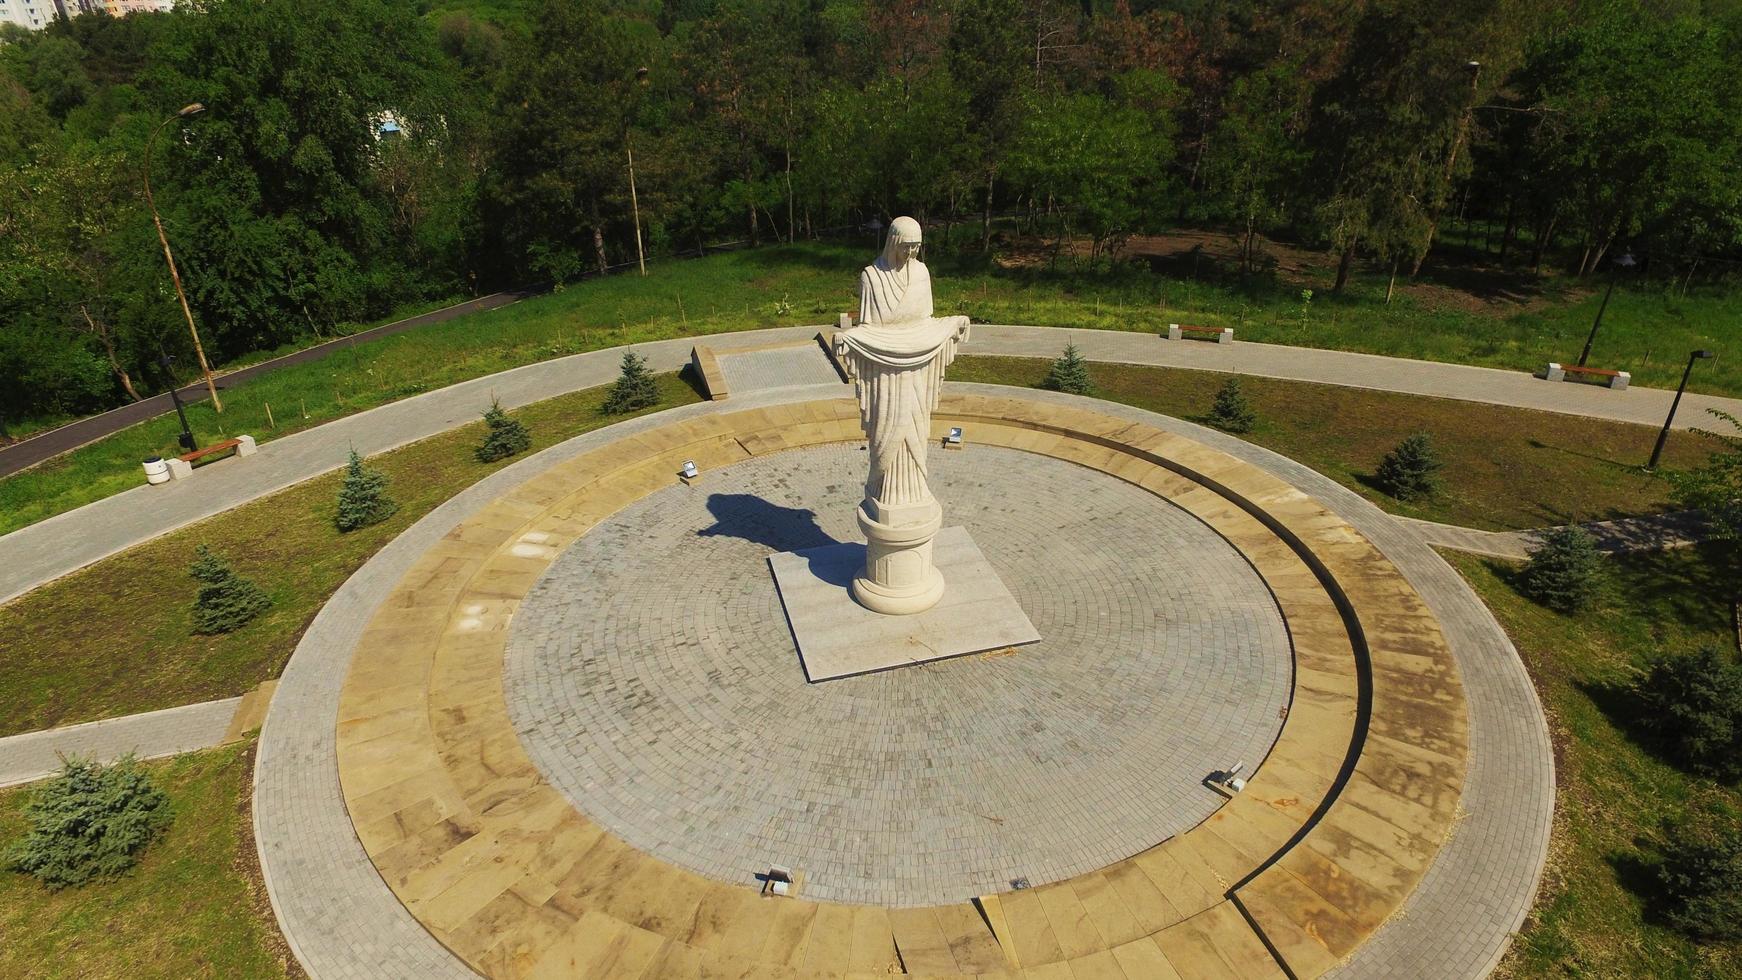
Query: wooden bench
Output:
[[1546, 362, 1630, 389], [1167, 322, 1234, 344], [165, 435, 257, 480]]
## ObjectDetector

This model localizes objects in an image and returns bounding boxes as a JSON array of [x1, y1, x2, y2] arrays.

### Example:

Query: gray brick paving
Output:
[[0, 697, 241, 788], [716, 343, 844, 393], [8, 323, 1737, 608], [252, 381, 1552, 978], [506, 444, 1290, 906]]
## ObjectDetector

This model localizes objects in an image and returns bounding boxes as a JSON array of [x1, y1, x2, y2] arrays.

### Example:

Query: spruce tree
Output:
[[1206, 378, 1257, 434], [475, 398, 532, 463], [1518, 526, 1605, 613], [189, 544, 271, 634], [1041, 343, 1094, 395], [1658, 801, 1742, 941], [1374, 433, 1443, 501], [335, 449, 397, 532], [1638, 647, 1742, 780], [6, 756, 168, 889], [602, 350, 659, 414]]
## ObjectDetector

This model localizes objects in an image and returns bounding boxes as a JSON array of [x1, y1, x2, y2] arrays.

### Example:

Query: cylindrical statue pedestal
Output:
[[853, 491, 946, 614]]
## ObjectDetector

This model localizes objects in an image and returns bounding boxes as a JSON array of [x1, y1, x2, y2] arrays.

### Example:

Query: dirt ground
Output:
[[998, 227, 1583, 315]]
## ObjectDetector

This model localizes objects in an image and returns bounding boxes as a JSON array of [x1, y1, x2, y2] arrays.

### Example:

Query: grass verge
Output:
[[1454, 546, 1742, 979], [4, 239, 1736, 536], [0, 740, 298, 979], [0, 373, 698, 737], [951, 355, 1712, 531]]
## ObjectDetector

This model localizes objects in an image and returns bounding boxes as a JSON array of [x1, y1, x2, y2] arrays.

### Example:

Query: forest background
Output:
[[3, 0, 1740, 426]]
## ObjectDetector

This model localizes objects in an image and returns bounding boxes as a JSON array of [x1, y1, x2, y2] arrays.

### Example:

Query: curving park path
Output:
[[252, 382, 1551, 979], [4, 322, 1739, 606]]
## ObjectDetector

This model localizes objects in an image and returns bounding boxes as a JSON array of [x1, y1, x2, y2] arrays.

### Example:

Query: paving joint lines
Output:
[[243, 382, 1550, 979]]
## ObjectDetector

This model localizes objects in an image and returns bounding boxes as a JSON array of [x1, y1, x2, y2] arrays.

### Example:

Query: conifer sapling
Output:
[[475, 398, 532, 463], [335, 448, 397, 532], [189, 544, 271, 634], [602, 350, 659, 414], [1042, 343, 1095, 395], [1206, 377, 1257, 433]]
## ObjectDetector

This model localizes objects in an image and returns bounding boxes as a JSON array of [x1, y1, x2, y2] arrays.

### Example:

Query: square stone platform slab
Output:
[[768, 525, 1040, 682]]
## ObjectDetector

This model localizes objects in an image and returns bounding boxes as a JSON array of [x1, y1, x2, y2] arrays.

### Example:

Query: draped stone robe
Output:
[[836, 257, 970, 510]]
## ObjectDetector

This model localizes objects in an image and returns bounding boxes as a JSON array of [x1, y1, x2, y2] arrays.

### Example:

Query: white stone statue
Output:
[[834, 217, 970, 615]]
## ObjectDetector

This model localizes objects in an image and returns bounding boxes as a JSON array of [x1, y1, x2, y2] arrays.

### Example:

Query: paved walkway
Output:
[[5, 324, 1738, 607], [0, 697, 241, 789], [1405, 510, 1710, 561], [250, 382, 1550, 979]]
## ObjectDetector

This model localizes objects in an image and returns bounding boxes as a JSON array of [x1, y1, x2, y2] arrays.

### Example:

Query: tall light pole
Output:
[[1577, 249, 1635, 367], [145, 102, 222, 412], [1648, 349, 1715, 470], [627, 66, 650, 277]]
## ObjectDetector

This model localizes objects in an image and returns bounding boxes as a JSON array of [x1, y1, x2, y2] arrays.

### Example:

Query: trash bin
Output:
[[142, 456, 170, 486]]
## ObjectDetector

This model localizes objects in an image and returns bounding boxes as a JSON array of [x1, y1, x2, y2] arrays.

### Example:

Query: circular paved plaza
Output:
[[254, 384, 1554, 980], [506, 444, 1291, 905]]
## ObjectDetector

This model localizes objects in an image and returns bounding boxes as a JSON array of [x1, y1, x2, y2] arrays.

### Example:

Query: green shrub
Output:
[[188, 545, 271, 635], [1374, 433, 1443, 501], [602, 350, 659, 414], [1638, 647, 1742, 780], [1518, 526, 1605, 613], [334, 448, 396, 532], [6, 756, 168, 889], [1041, 343, 1094, 395], [474, 398, 532, 463], [1657, 800, 1742, 940], [1206, 377, 1257, 434], [1671, 409, 1742, 540]]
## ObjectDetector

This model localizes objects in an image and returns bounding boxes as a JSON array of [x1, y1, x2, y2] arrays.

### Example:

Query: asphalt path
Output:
[[0, 287, 540, 480]]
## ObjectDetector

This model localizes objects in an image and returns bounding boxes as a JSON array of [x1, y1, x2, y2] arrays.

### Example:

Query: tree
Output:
[[602, 349, 658, 414], [1041, 342, 1094, 395], [1657, 800, 1742, 940], [1518, 526, 1605, 613], [475, 398, 531, 463], [1637, 647, 1742, 780], [1206, 377, 1256, 434], [1672, 410, 1742, 541], [188, 544, 271, 634], [1374, 433, 1442, 501], [6, 755, 168, 889], [335, 448, 396, 532], [145, 0, 461, 354], [488, 0, 653, 281]]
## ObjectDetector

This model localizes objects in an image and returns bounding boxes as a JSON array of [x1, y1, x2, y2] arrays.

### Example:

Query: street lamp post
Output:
[[1648, 349, 1715, 470], [626, 66, 650, 277], [1577, 249, 1636, 367], [158, 355, 198, 454], [145, 102, 223, 412]]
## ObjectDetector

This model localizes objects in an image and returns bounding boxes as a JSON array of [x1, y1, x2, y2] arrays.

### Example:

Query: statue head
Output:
[[880, 216, 923, 269]]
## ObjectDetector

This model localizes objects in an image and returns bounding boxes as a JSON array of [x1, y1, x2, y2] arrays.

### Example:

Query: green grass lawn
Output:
[[952, 355, 1713, 531], [0, 741, 297, 979], [4, 239, 1737, 537], [1453, 546, 1742, 979], [0, 373, 698, 737]]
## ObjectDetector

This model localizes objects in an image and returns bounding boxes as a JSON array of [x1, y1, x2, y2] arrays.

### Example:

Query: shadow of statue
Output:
[[698, 493, 838, 552]]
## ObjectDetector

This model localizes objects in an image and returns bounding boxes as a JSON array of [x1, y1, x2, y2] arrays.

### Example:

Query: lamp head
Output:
[[178, 102, 206, 117], [1695, 350, 1715, 359], [1615, 250, 1637, 269]]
